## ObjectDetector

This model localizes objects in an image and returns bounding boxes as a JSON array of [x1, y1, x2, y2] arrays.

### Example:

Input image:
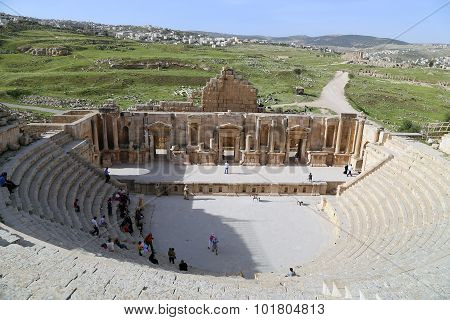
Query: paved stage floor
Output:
[[143, 195, 334, 277], [110, 162, 353, 184]]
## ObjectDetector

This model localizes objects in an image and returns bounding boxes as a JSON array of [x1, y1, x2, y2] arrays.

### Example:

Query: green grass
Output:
[[0, 27, 449, 130], [345, 76, 449, 130], [0, 28, 340, 107]]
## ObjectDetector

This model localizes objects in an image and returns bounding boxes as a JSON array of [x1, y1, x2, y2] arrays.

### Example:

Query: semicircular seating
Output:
[[0, 133, 448, 299]]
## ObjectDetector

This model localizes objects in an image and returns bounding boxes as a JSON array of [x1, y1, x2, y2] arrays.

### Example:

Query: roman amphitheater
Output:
[[0, 68, 448, 300]]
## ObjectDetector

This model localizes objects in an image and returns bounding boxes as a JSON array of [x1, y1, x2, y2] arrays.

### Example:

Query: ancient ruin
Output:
[[0, 69, 448, 300]]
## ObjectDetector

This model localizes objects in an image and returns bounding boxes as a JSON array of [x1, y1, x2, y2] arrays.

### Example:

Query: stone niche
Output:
[[202, 67, 258, 113]]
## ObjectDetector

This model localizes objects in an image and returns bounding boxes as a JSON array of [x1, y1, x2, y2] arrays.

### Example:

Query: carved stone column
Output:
[[353, 118, 365, 158], [186, 123, 191, 146], [284, 128, 290, 164], [102, 115, 109, 151], [144, 130, 149, 149], [269, 120, 275, 153], [234, 133, 240, 162], [112, 117, 119, 151], [92, 117, 99, 152], [197, 124, 201, 146], [323, 119, 328, 148], [255, 118, 261, 151], [245, 134, 252, 152], [149, 134, 154, 161], [334, 117, 343, 154], [301, 138, 307, 163]]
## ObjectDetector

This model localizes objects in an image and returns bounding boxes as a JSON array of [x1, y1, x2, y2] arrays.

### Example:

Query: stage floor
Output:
[[110, 162, 353, 184], [143, 195, 334, 277]]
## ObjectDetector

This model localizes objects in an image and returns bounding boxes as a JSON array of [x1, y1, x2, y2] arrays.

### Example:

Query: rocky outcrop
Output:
[[20, 95, 96, 109], [96, 59, 209, 70], [17, 45, 71, 56]]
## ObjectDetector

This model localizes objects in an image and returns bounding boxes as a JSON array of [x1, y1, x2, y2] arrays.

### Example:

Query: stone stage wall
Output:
[[120, 179, 344, 196]]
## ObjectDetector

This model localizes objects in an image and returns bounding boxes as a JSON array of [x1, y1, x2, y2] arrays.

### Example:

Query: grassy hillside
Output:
[[0, 27, 448, 131], [0, 28, 339, 107]]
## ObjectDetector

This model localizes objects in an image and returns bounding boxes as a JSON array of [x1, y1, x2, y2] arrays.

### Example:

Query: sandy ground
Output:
[[144, 195, 334, 277]]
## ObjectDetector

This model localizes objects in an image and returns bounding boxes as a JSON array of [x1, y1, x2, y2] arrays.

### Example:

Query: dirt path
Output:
[[274, 71, 359, 115], [0, 102, 65, 115]]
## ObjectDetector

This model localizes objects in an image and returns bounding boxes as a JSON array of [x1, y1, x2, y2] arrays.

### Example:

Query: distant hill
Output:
[[194, 31, 408, 48]]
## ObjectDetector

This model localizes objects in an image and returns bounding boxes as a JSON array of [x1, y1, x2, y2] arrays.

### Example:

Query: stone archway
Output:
[[285, 125, 311, 164], [147, 121, 172, 160], [218, 123, 242, 164]]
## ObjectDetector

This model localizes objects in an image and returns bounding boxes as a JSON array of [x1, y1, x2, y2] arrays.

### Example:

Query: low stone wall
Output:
[[130, 181, 343, 196], [439, 133, 450, 154], [0, 124, 21, 154]]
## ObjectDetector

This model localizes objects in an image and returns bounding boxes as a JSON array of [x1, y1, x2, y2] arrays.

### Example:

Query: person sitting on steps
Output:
[[0, 172, 19, 194]]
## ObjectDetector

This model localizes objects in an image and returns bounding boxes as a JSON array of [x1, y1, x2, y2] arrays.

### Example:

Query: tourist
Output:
[[107, 197, 113, 216], [224, 161, 229, 174], [137, 197, 145, 211], [106, 238, 115, 252], [114, 238, 128, 250], [99, 215, 107, 228], [208, 233, 216, 249], [137, 241, 144, 256], [347, 164, 353, 177], [104, 167, 110, 183], [144, 233, 155, 254], [91, 217, 99, 236], [183, 184, 189, 200], [135, 209, 144, 235], [73, 199, 80, 212], [168, 247, 176, 264], [149, 253, 159, 265], [285, 267, 296, 277], [0, 172, 18, 194], [344, 164, 348, 175], [211, 237, 219, 255], [179, 260, 188, 271], [308, 172, 313, 182]]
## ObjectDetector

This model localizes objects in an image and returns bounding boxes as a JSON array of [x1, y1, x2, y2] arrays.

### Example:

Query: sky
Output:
[[1, 0, 449, 43]]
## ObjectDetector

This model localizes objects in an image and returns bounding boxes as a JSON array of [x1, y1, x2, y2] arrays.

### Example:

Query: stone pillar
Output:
[[186, 123, 191, 146], [149, 134, 154, 161], [284, 129, 290, 164], [170, 122, 176, 148], [255, 118, 261, 151], [102, 115, 109, 151], [353, 118, 365, 158], [144, 130, 149, 149], [334, 117, 343, 154], [301, 138, 307, 162], [92, 117, 99, 152], [234, 134, 240, 162], [245, 134, 252, 152], [218, 133, 223, 163], [197, 125, 201, 146], [269, 120, 275, 153], [112, 117, 119, 151], [323, 119, 328, 149]]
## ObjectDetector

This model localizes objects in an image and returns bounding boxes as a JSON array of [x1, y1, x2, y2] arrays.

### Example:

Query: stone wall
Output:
[[202, 67, 258, 112]]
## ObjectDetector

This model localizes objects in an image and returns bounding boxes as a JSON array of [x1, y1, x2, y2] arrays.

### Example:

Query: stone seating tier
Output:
[[0, 134, 448, 299]]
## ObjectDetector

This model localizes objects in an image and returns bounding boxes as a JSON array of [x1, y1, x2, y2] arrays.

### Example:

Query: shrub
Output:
[[398, 119, 421, 133], [6, 89, 31, 99], [444, 111, 450, 122]]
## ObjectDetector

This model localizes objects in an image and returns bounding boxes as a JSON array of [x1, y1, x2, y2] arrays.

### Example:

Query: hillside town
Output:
[[1, 11, 448, 68]]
